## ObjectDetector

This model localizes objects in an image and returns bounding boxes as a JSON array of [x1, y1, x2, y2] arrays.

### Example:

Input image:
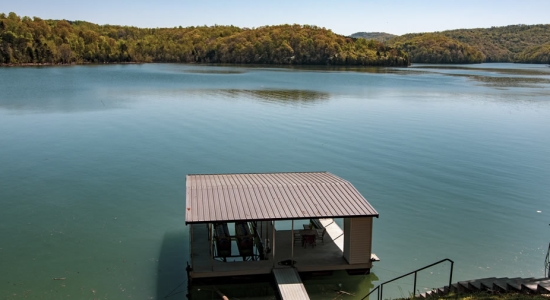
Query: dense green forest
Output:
[[386, 33, 485, 64], [515, 42, 550, 63], [4, 11, 549, 66], [375, 24, 550, 63], [442, 24, 550, 63], [0, 12, 409, 66]]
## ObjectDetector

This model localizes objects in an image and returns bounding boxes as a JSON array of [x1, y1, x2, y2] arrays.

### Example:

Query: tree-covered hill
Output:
[[0, 12, 409, 66], [349, 32, 397, 42], [442, 24, 550, 63], [386, 33, 485, 64], [385, 24, 550, 63], [516, 42, 550, 64]]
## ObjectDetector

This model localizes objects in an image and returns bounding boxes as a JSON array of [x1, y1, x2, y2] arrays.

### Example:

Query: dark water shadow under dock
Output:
[[157, 230, 189, 300]]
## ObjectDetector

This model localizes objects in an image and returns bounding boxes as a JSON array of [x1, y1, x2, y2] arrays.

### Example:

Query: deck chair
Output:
[[315, 228, 326, 244], [294, 231, 303, 246]]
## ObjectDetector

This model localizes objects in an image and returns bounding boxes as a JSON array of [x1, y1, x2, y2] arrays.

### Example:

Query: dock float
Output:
[[273, 268, 310, 300]]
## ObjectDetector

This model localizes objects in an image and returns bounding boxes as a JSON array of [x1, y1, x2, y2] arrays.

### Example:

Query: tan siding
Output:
[[348, 218, 373, 264]]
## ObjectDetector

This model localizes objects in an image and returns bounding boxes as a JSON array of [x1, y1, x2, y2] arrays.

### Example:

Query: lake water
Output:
[[0, 63, 549, 300]]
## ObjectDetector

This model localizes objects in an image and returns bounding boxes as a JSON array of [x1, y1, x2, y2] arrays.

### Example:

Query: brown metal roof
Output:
[[185, 172, 378, 224]]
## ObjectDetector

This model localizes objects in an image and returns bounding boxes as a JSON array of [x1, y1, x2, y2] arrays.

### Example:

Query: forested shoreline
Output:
[[2, 11, 549, 67], [0, 12, 409, 66]]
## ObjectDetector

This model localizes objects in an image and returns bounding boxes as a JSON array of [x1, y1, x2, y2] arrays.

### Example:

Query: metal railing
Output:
[[545, 242, 549, 278], [362, 258, 454, 300]]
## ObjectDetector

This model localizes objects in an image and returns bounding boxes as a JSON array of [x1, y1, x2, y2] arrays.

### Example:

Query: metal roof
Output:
[[185, 172, 378, 224]]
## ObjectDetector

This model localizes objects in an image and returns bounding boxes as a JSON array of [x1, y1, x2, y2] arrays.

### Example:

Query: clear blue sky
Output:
[[3, 0, 549, 36]]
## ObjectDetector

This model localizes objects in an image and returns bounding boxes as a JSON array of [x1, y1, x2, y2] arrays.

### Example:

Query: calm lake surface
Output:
[[0, 63, 549, 300]]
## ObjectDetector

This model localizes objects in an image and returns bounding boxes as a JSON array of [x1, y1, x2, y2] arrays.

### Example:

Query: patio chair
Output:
[[294, 231, 303, 246], [315, 228, 326, 244]]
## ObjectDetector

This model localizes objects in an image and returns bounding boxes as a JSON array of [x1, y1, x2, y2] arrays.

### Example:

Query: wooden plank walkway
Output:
[[273, 268, 310, 300]]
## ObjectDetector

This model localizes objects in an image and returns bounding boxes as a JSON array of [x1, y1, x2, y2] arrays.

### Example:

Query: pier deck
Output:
[[273, 268, 310, 300]]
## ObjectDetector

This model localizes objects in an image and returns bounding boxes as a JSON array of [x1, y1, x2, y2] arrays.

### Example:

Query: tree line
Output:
[[376, 24, 550, 64], [386, 34, 485, 64], [0, 12, 409, 66]]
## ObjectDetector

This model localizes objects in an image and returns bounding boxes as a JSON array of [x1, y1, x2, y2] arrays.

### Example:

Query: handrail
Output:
[[362, 258, 454, 300], [545, 242, 549, 278]]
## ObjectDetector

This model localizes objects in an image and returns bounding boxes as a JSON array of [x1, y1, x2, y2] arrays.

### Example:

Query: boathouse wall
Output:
[[343, 217, 373, 264]]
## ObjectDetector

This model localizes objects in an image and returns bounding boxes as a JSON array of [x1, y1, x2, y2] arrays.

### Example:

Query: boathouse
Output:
[[185, 172, 379, 282]]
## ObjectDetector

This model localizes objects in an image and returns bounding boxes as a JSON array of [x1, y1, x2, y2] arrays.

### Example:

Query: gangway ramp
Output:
[[272, 268, 310, 300]]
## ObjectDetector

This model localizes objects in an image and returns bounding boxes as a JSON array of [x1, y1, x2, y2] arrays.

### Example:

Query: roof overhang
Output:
[[185, 172, 378, 224]]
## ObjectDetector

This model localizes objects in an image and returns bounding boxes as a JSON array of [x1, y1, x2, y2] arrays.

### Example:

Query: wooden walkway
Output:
[[272, 268, 310, 300]]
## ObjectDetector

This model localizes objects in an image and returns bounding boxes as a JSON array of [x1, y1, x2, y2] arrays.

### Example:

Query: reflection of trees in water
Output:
[[406, 65, 550, 88], [222, 89, 330, 104], [412, 65, 550, 76], [185, 64, 417, 74], [449, 73, 550, 88], [183, 69, 247, 74], [289, 65, 403, 74]]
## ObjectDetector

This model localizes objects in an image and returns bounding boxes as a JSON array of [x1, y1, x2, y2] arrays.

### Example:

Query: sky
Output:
[[2, 0, 550, 36]]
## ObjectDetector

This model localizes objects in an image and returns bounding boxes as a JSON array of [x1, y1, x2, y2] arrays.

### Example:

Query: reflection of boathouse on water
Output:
[[185, 172, 379, 298]]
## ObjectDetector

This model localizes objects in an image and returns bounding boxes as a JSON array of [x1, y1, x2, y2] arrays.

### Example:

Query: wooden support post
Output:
[[190, 224, 194, 268], [272, 220, 276, 268], [209, 223, 213, 271], [291, 220, 294, 266]]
